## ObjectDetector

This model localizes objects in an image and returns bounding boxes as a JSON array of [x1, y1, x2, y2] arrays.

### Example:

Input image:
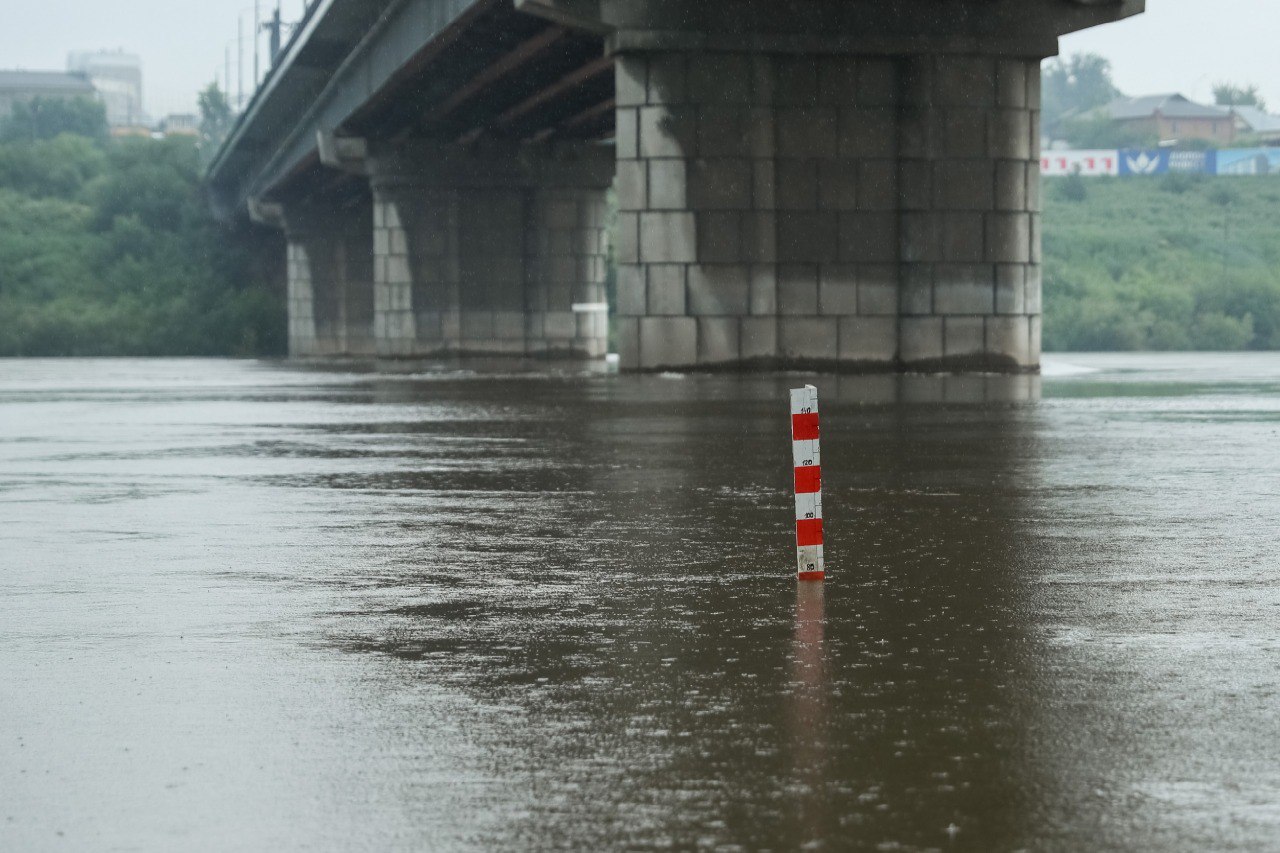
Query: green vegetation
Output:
[[1043, 175, 1280, 351], [197, 84, 234, 167], [1055, 114, 1160, 150], [1042, 54, 1121, 126], [1039, 55, 1279, 351], [1213, 83, 1266, 112], [1041, 53, 1141, 148], [0, 92, 283, 356], [0, 96, 108, 144]]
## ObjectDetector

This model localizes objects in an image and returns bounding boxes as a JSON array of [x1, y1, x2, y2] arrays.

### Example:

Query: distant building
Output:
[[67, 50, 144, 127], [0, 70, 96, 120], [1231, 106, 1280, 147], [109, 125, 153, 139], [159, 113, 199, 137], [1102, 94, 1235, 145]]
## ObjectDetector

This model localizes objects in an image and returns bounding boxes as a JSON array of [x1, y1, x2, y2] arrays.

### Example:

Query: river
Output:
[[2, 354, 1278, 851]]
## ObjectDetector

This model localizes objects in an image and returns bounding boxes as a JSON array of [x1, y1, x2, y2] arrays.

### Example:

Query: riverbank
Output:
[[1042, 174, 1280, 352], [0, 132, 283, 357]]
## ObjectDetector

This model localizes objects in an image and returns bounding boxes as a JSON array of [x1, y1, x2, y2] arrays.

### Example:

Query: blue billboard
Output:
[[1215, 148, 1280, 176], [1117, 150, 1218, 176], [1171, 151, 1216, 174], [1118, 149, 1170, 175], [1049, 148, 1277, 177]]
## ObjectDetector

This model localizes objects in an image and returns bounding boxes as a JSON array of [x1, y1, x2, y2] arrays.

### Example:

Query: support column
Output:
[[526, 186, 612, 358], [282, 196, 376, 358], [368, 142, 613, 359], [285, 235, 319, 357], [613, 51, 911, 371], [588, 0, 1141, 372], [613, 50, 1044, 372], [897, 56, 1041, 371], [370, 187, 419, 357]]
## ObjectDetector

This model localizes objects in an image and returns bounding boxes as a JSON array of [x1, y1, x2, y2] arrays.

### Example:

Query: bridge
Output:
[[206, 0, 1143, 370]]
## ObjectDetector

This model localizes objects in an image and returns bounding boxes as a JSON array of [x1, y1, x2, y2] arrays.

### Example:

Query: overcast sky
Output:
[[0, 0, 312, 118], [0, 0, 1277, 118], [1061, 0, 1280, 109]]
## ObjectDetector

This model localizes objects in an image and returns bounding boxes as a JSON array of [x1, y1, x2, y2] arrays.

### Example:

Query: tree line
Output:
[[0, 94, 282, 356], [1043, 173, 1280, 352]]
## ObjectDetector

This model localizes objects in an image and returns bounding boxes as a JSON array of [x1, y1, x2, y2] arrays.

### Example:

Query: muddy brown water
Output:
[[2, 354, 1278, 851]]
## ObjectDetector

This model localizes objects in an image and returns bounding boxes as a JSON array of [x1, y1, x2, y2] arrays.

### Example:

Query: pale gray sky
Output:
[[1061, 0, 1280, 109], [0, 1, 312, 118], [0, 0, 1277, 118]]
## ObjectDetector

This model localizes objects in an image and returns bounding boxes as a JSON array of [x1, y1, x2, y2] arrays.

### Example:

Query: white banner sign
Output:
[[1040, 151, 1120, 177]]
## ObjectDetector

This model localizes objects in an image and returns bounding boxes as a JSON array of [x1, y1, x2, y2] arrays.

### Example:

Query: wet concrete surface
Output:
[[1, 354, 1278, 852]]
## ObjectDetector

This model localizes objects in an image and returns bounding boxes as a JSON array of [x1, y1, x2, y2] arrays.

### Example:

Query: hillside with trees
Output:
[[1043, 174, 1280, 351], [0, 93, 282, 356]]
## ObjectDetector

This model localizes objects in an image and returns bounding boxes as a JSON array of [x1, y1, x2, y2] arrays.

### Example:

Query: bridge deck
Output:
[[209, 0, 613, 212]]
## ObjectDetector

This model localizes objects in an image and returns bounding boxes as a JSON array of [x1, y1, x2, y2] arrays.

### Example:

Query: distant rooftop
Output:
[[0, 70, 95, 93], [1232, 105, 1280, 134], [1107, 94, 1231, 121]]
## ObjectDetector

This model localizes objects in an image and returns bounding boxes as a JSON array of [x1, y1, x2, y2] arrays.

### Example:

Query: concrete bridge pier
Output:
[[611, 47, 1043, 372], [367, 143, 615, 359], [896, 54, 1043, 371], [281, 195, 376, 358], [211, 0, 1142, 370]]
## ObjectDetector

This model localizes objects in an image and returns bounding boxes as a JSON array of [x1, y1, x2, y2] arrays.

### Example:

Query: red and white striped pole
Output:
[[790, 384, 824, 582]]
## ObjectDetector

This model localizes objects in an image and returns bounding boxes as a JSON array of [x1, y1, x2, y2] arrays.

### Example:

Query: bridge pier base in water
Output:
[[282, 196, 376, 358], [367, 143, 615, 359], [611, 46, 1044, 372]]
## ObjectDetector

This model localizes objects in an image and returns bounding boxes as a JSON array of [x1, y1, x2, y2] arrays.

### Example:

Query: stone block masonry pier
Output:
[[612, 51, 1045, 371], [280, 191, 377, 358], [206, 0, 1143, 371], [366, 142, 614, 358]]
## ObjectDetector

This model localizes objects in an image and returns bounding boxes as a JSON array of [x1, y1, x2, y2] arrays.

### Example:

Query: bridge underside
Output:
[[208, 0, 1144, 370]]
